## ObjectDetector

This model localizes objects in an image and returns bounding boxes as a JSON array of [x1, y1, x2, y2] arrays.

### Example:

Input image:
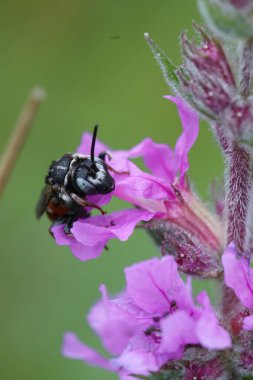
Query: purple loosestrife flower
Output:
[[52, 97, 223, 274], [62, 256, 231, 379], [114, 97, 223, 277]]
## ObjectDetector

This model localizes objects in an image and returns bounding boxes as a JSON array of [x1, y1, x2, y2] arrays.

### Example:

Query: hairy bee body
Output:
[[36, 126, 115, 234]]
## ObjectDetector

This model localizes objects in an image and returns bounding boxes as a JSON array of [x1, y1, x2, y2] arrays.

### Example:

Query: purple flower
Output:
[[52, 209, 154, 261], [112, 96, 199, 204], [109, 97, 222, 276], [222, 243, 253, 330], [52, 96, 224, 273], [62, 256, 231, 378], [52, 96, 213, 262], [109, 97, 223, 259]]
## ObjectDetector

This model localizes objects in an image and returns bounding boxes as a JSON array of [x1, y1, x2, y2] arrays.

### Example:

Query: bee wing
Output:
[[35, 185, 52, 219]]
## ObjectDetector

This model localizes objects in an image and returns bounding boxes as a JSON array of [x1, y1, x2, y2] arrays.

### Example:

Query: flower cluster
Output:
[[62, 255, 231, 379], [53, 97, 253, 378], [54, 96, 253, 379], [47, 2, 253, 379], [53, 97, 223, 275]]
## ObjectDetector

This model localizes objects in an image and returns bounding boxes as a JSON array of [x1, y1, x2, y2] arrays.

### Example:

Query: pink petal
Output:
[[86, 192, 113, 207], [164, 96, 199, 184], [112, 350, 159, 376], [52, 225, 104, 261], [151, 258, 194, 312], [222, 243, 253, 309], [125, 256, 192, 315], [88, 285, 142, 355], [114, 176, 169, 213], [243, 314, 253, 330], [160, 310, 199, 356], [52, 209, 154, 261], [112, 334, 160, 375], [196, 312, 231, 349], [112, 296, 152, 322], [73, 209, 155, 245], [125, 257, 169, 315], [124, 138, 177, 182], [112, 159, 174, 213], [62, 332, 112, 370], [72, 242, 105, 261], [197, 291, 213, 312], [196, 291, 232, 349]]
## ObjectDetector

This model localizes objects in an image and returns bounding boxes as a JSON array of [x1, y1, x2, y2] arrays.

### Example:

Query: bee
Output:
[[36, 125, 116, 234]]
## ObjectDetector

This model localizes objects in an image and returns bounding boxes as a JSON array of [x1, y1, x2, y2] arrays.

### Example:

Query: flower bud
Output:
[[145, 185, 224, 279], [182, 24, 235, 86], [180, 25, 235, 117], [148, 223, 222, 278]]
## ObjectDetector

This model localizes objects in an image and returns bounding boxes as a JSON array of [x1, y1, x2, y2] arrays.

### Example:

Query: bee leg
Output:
[[49, 212, 78, 236], [50, 206, 88, 236], [87, 202, 107, 215], [70, 193, 107, 215], [49, 221, 72, 236], [49, 216, 69, 236], [64, 217, 75, 235], [98, 151, 112, 161], [79, 207, 90, 218], [98, 151, 130, 175], [64, 203, 82, 235], [106, 163, 130, 176]]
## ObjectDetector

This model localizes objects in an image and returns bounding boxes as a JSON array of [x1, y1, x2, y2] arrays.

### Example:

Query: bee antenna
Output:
[[90, 124, 98, 165]]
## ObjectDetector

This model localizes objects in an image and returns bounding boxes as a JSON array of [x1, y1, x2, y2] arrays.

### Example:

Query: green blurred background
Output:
[[0, 1, 223, 379]]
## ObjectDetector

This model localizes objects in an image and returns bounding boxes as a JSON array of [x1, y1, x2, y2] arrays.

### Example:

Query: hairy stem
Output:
[[226, 143, 251, 255], [239, 38, 253, 98], [0, 87, 46, 199], [215, 122, 229, 152]]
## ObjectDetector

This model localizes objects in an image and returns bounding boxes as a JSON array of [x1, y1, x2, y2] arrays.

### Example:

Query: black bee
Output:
[[36, 125, 117, 234]]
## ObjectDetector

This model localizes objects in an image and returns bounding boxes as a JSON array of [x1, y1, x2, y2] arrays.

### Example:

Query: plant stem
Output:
[[215, 122, 229, 152], [226, 143, 251, 255], [0, 87, 46, 199], [239, 38, 253, 98]]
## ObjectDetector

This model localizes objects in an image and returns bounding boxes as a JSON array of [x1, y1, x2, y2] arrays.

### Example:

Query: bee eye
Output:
[[76, 177, 92, 191]]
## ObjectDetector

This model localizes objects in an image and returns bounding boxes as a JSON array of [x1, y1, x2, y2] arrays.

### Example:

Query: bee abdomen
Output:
[[46, 198, 70, 221]]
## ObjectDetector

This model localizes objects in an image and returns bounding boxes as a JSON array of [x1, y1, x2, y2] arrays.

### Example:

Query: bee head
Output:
[[71, 125, 115, 195]]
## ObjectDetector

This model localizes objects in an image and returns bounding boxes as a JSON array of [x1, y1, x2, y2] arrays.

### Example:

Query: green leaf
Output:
[[198, 0, 253, 38], [144, 33, 180, 91]]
